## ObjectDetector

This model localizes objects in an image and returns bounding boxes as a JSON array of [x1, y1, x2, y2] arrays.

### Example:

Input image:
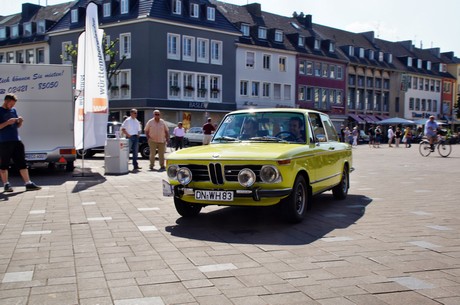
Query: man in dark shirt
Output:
[[0, 94, 41, 192], [202, 118, 215, 145]]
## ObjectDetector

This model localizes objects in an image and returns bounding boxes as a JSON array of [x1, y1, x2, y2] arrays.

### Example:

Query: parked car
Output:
[[77, 122, 149, 159], [164, 108, 353, 223], [184, 126, 204, 146]]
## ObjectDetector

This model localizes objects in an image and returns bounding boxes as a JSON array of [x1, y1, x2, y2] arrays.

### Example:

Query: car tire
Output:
[[281, 175, 308, 223], [332, 166, 349, 200], [140, 144, 150, 159], [174, 197, 202, 217]]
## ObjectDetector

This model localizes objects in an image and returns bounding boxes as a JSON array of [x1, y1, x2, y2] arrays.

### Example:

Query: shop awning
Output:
[[360, 115, 375, 124], [367, 115, 381, 122], [348, 114, 366, 124]]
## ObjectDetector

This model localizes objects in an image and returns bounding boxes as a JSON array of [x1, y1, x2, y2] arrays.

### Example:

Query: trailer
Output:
[[0, 63, 76, 171]]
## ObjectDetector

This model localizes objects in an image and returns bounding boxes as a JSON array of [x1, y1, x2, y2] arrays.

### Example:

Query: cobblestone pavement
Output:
[[1, 144, 459, 305]]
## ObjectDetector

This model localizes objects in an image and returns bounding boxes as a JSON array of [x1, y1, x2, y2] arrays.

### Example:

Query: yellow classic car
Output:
[[164, 108, 353, 223]]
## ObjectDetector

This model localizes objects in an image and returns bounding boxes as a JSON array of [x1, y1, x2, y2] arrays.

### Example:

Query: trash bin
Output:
[[104, 138, 129, 174]]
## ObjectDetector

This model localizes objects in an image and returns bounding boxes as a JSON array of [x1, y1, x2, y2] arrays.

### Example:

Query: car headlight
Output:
[[167, 165, 179, 180], [260, 165, 280, 183], [177, 167, 192, 185], [238, 168, 256, 187]]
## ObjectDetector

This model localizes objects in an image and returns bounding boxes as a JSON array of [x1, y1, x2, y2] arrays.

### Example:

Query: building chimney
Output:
[[22, 3, 42, 20], [244, 3, 262, 17]]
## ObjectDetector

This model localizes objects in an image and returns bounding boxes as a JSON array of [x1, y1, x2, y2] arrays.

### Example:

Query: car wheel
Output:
[[65, 161, 75, 172], [332, 166, 349, 200], [140, 144, 150, 159], [281, 175, 308, 223], [77, 149, 95, 158], [174, 197, 202, 217]]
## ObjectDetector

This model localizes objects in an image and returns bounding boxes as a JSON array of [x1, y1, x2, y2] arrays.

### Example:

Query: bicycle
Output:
[[419, 134, 452, 157]]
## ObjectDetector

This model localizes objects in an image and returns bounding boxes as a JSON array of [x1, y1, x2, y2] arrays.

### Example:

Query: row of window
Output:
[[349, 75, 390, 90], [0, 20, 47, 40], [239, 81, 291, 100], [167, 33, 222, 65], [407, 76, 442, 92], [298, 86, 343, 107], [245, 52, 287, 72], [409, 97, 439, 112], [71, 0, 217, 22], [347, 89, 390, 112], [168, 70, 222, 101], [298, 59, 344, 80], [0, 48, 45, 64], [109, 69, 131, 99]]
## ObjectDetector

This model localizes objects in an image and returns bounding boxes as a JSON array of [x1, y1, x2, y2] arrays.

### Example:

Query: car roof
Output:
[[228, 108, 325, 116]]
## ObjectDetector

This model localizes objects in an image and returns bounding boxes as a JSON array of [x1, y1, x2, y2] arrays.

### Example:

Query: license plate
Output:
[[195, 190, 233, 201], [25, 153, 47, 161]]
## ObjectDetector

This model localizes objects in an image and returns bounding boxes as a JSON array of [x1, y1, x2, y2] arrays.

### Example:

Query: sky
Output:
[[2, 0, 459, 56]]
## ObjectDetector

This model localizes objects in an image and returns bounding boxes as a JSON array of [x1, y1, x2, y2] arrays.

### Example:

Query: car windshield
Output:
[[212, 112, 307, 144]]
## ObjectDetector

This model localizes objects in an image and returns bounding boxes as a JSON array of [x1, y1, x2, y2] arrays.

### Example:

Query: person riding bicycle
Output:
[[424, 115, 439, 151]]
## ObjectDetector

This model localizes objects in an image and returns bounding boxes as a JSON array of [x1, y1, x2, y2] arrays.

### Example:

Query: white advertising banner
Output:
[[74, 2, 108, 150]]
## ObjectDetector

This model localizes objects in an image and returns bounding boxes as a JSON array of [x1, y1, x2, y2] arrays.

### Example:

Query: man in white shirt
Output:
[[121, 109, 142, 170]]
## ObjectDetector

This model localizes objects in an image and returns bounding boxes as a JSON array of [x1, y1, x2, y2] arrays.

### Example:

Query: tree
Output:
[[455, 95, 460, 119], [61, 34, 126, 90]]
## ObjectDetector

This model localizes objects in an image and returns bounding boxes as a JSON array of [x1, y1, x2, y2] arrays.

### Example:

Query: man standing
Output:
[[202, 117, 215, 145], [144, 110, 169, 171], [387, 126, 394, 147], [0, 94, 41, 192], [173, 122, 185, 150], [121, 109, 142, 170], [424, 115, 439, 151]]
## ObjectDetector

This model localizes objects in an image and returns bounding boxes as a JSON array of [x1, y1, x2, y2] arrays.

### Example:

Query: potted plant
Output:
[[185, 85, 194, 91], [121, 84, 130, 90], [211, 87, 220, 93], [111, 85, 119, 91], [198, 88, 207, 94], [170, 85, 180, 92]]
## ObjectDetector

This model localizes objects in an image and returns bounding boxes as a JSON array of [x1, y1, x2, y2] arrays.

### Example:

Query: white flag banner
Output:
[[74, 2, 108, 150]]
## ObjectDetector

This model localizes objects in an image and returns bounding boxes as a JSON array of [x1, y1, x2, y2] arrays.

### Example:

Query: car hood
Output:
[[167, 142, 311, 161]]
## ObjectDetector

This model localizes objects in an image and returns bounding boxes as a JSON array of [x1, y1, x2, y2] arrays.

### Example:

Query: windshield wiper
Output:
[[246, 136, 288, 143], [213, 136, 239, 142]]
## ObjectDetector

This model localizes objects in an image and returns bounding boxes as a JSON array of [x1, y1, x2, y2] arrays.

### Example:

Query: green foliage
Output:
[[60, 33, 126, 90]]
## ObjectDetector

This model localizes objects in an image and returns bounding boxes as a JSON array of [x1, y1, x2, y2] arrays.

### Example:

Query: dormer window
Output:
[[378, 51, 384, 61], [11, 25, 19, 38], [368, 49, 374, 60], [173, 0, 181, 15], [241, 24, 249, 36], [385, 53, 393, 64], [103, 2, 111, 17], [358, 47, 364, 58], [37, 20, 46, 34], [407, 57, 412, 67], [426, 61, 431, 70], [348, 46, 354, 56], [120, 0, 129, 14], [71, 9, 79, 23], [0, 27, 6, 40], [314, 39, 320, 50], [298, 36, 305, 47], [274, 30, 283, 42], [190, 3, 199, 18], [258, 27, 267, 39], [207, 7, 215, 21], [439, 63, 446, 73], [329, 42, 335, 52], [417, 59, 422, 69], [23, 22, 33, 37]]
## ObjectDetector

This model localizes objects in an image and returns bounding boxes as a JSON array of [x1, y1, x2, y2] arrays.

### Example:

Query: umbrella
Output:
[[378, 117, 415, 125], [413, 118, 446, 125]]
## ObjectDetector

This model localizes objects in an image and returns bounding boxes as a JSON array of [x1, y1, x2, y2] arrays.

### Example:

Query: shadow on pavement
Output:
[[165, 194, 372, 246]]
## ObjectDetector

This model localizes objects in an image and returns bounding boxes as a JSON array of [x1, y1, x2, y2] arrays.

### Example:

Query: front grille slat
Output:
[[182, 164, 263, 185]]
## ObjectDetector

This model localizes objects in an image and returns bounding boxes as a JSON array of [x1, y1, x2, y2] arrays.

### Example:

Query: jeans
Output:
[[128, 135, 139, 168]]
